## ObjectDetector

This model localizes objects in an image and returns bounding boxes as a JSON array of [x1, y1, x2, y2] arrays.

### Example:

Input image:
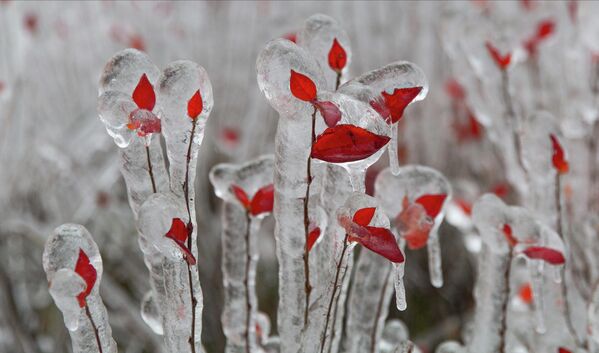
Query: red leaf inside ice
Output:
[[231, 184, 251, 210], [523, 246, 565, 265], [502, 223, 518, 247], [518, 283, 533, 304], [311, 124, 390, 163], [165, 218, 196, 265], [132, 73, 156, 110], [290, 70, 317, 102], [74, 249, 97, 308], [396, 196, 433, 250], [313, 100, 342, 127], [415, 194, 447, 219], [307, 226, 321, 252], [250, 184, 274, 216], [353, 207, 376, 227], [485, 41, 511, 70], [328, 38, 347, 73], [559, 348, 572, 353], [187, 89, 203, 120], [380, 87, 423, 124], [128, 109, 161, 136], [550, 134, 569, 174], [283, 32, 297, 43], [350, 226, 404, 263]]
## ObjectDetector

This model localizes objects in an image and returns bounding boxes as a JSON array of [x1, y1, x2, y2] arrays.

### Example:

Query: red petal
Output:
[[75, 249, 97, 308], [132, 73, 156, 110], [550, 134, 569, 174], [359, 226, 404, 263], [353, 207, 376, 227], [485, 41, 511, 70], [165, 218, 196, 265], [231, 184, 251, 210], [523, 246, 566, 265], [313, 100, 342, 127], [415, 194, 447, 218], [381, 87, 423, 124], [187, 90, 203, 120], [290, 70, 317, 102], [311, 124, 390, 163], [518, 283, 533, 304], [307, 227, 321, 252], [328, 38, 347, 72], [250, 184, 274, 216], [502, 223, 518, 247]]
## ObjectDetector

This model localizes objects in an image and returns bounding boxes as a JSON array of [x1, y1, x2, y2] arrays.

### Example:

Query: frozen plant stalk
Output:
[[43, 224, 117, 353], [210, 155, 279, 353]]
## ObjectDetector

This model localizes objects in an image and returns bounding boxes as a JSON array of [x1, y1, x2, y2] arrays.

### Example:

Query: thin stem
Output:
[[84, 304, 103, 353], [328, 257, 350, 353], [498, 251, 513, 353], [370, 266, 393, 353], [145, 145, 157, 193], [335, 72, 341, 91], [303, 107, 317, 326], [244, 212, 252, 353], [501, 70, 525, 173], [320, 235, 349, 353], [184, 118, 198, 353]]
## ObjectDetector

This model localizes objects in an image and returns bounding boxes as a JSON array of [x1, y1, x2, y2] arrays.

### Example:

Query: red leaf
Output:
[[250, 184, 274, 216], [129, 34, 145, 51], [128, 109, 161, 136], [550, 134, 569, 174], [536, 19, 555, 40], [311, 124, 390, 163], [231, 184, 251, 210], [187, 90, 203, 120], [396, 196, 433, 250], [283, 32, 297, 43], [502, 223, 518, 247], [381, 87, 423, 124], [165, 218, 196, 265], [24, 13, 38, 34], [354, 226, 404, 263], [415, 194, 447, 218], [353, 207, 376, 227], [132, 74, 156, 110], [307, 227, 321, 252], [559, 348, 572, 353], [518, 283, 533, 304], [455, 198, 473, 215], [313, 100, 342, 127], [523, 246, 565, 265], [74, 249, 97, 308], [485, 41, 511, 70], [492, 182, 510, 198], [445, 79, 466, 101], [328, 38, 347, 73], [369, 97, 391, 122], [290, 70, 317, 102]]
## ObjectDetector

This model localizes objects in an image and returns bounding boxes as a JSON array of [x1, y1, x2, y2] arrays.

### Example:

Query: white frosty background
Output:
[[1, 1, 575, 352]]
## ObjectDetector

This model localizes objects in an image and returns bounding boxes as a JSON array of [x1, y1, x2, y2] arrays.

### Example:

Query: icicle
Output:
[[528, 259, 546, 334], [428, 223, 444, 288], [393, 262, 407, 311], [42, 224, 117, 353]]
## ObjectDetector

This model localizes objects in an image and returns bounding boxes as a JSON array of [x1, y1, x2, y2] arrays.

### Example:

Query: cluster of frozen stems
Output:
[[41, 7, 599, 353]]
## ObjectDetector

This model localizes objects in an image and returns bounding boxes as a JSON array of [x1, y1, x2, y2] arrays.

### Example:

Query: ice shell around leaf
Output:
[[158, 60, 213, 145], [97, 90, 137, 147], [472, 194, 540, 254], [99, 48, 160, 96], [48, 269, 86, 331], [298, 13, 351, 88], [43, 224, 103, 285], [257, 38, 326, 117], [209, 155, 274, 216], [137, 193, 189, 262], [338, 61, 428, 112]]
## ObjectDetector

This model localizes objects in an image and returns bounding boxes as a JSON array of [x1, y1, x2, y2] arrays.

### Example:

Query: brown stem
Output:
[[244, 212, 252, 353], [498, 251, 513, 353], [145, 145, 157, 193], [370, 266, 393, 353], [327, 256, 350, 353], [84, 304, 103, 353], [303, 107, 317, 326], [320, 235, 349, 353], [184, 118, 198, 353], [335, 72, 341, 91]]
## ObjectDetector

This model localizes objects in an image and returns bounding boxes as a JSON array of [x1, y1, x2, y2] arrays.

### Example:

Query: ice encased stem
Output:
[[389, 124, 400, 175]]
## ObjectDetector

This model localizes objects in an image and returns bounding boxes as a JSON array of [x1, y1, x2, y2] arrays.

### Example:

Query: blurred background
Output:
[[1, 1, 592, 352]]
